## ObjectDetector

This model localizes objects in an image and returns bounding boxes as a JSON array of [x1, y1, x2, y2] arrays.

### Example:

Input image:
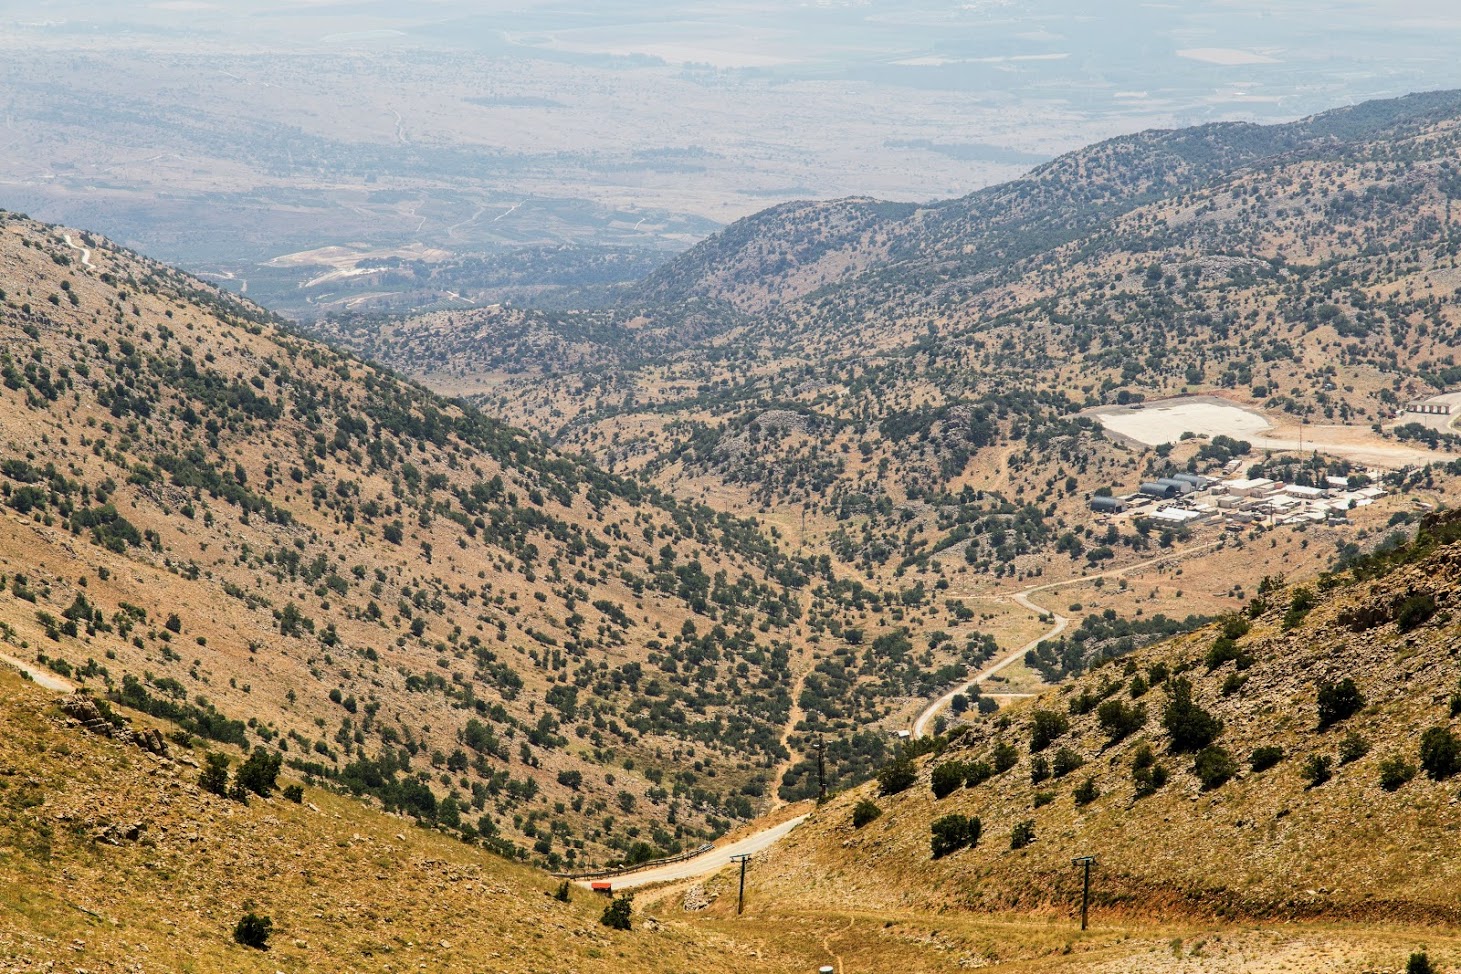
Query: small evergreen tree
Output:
[[1407, 952, 1434, 974], [199, 752, 230, 796], [930, 814, 980, 859], [1420, 726, 1461, 780], [1302, 754, 1333, 788], [1316, 678, 1365, 730], [1338, 732, 1370, 765], [963, 760, 995, 787], [1051, 746, 1085, 778], [1192, 745, 1236, 790], [930, 761, 965, 799], [600, 894, 633, 931], [851, 798, 883, 828], [877, 753, 916, 796], [233, 912, 271, 950], [1162, 678, 1222, 752], [1249, 745, 1284, 773], [1010, 819, 1036, 850], [1097, 699, 1147, 744], [1131, 743, 1168, 797], [1073, 776, 1100, 806], [1029, 709, 1069, 752], [235, 748, 282, 797], [1378, 755, 1417, 792]]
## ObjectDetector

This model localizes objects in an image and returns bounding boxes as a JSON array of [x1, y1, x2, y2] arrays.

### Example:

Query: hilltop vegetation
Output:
[[0, 212, 883, 869]]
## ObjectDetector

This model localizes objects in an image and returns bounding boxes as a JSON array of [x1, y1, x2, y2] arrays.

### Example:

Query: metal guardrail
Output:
[[551, 842, 715, 881]]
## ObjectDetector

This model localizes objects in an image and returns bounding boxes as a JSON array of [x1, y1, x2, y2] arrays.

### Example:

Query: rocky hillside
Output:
[[0, 212, 881, 869], [0, 665, 834, 973], [323, 89, 1461, 607], [752, 512, 1461, 922]]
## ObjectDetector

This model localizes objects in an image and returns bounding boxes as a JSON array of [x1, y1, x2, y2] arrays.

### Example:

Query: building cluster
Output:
[[1090, 473, 1387, 530]]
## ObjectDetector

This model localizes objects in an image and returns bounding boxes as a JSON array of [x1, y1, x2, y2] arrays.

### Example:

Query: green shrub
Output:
[[199, 753, 230, 796], [1193, 746, 1236, 790], [963, 761, 994, 787], [1302, 754, 1333, 788], [282, 784, 304, 803], [1282, 587, 1316, 630], [851, 799, 883, 828], [1378, 756, 1416, 792], [1051, 747, 1085, 778], [600, 894, 633, 931], [1032, 790, 1056, 808], [1073, 776, 1100, 806], [1420, 726, 1461, 780], [930, 814, 980, 859], [1204, 637, 1250, 671], [1029, 709, 1069, 752], [1249, 746, 1284, 773], [1316, 678, 1365, 730], [877, 754, 916, 796], [1338, 732, 1370, 765], [1162, 678, 1222, 752], [1131, 744, 1168, 797], [1407, 952, 1434, 974], [1010, 819, 1036, 850], [1396, 593, 1437, 632], [233, 912, 271, 950], [235, 748, 282, 797], [1096, 699, 1147, 744], [553, 880, 572, 903], [992, 742, 1019, 774], [930, 762, 965, 799], [1029, 755, 1050, 785]]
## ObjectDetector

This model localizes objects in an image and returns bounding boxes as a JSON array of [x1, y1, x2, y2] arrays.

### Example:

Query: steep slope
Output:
[[0, 666, 825, 973], [752, 512, 1461, 922], [0, 212, 862, 870]]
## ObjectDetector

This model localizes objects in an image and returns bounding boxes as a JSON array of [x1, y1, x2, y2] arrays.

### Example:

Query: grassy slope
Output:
[[752, 518, 1461, 926], [0, 665, 815, 973]]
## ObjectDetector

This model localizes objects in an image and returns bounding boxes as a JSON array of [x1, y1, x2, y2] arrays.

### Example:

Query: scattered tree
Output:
[[1316, 678, 1365, 730], [851, 798, 883, 828], [930, 814, 980, 858], [1162, 678, 1222, 752], [233, 912, 272, 950], [600, 894, 633, 931]]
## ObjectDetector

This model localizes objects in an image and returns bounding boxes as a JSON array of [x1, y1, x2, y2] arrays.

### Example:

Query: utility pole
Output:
[[815, 733, 827, 802], [1072, 855, 1097, 930], [730, 854, 752, 915]]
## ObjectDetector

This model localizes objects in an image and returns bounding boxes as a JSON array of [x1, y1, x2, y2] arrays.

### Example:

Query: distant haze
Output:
[[2, 0, 1460, 306]]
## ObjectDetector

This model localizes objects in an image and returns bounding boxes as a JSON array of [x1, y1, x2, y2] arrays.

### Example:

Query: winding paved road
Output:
[[583, 814, 808, 890], [911, 540, 1223, 737], [62, 234, 94, 270]]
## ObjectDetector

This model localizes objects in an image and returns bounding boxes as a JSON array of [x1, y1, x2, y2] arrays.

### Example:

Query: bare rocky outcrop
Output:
[[59, 692, 169, 757]]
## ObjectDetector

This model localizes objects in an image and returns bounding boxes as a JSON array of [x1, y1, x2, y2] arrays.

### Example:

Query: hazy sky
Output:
[[4, 0, 1461, 270]]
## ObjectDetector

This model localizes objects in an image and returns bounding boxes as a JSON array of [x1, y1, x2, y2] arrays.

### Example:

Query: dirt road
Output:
[[911, 540, 1223, 737], [587, 813, 809, 890], [0, 650, 75, 692]]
